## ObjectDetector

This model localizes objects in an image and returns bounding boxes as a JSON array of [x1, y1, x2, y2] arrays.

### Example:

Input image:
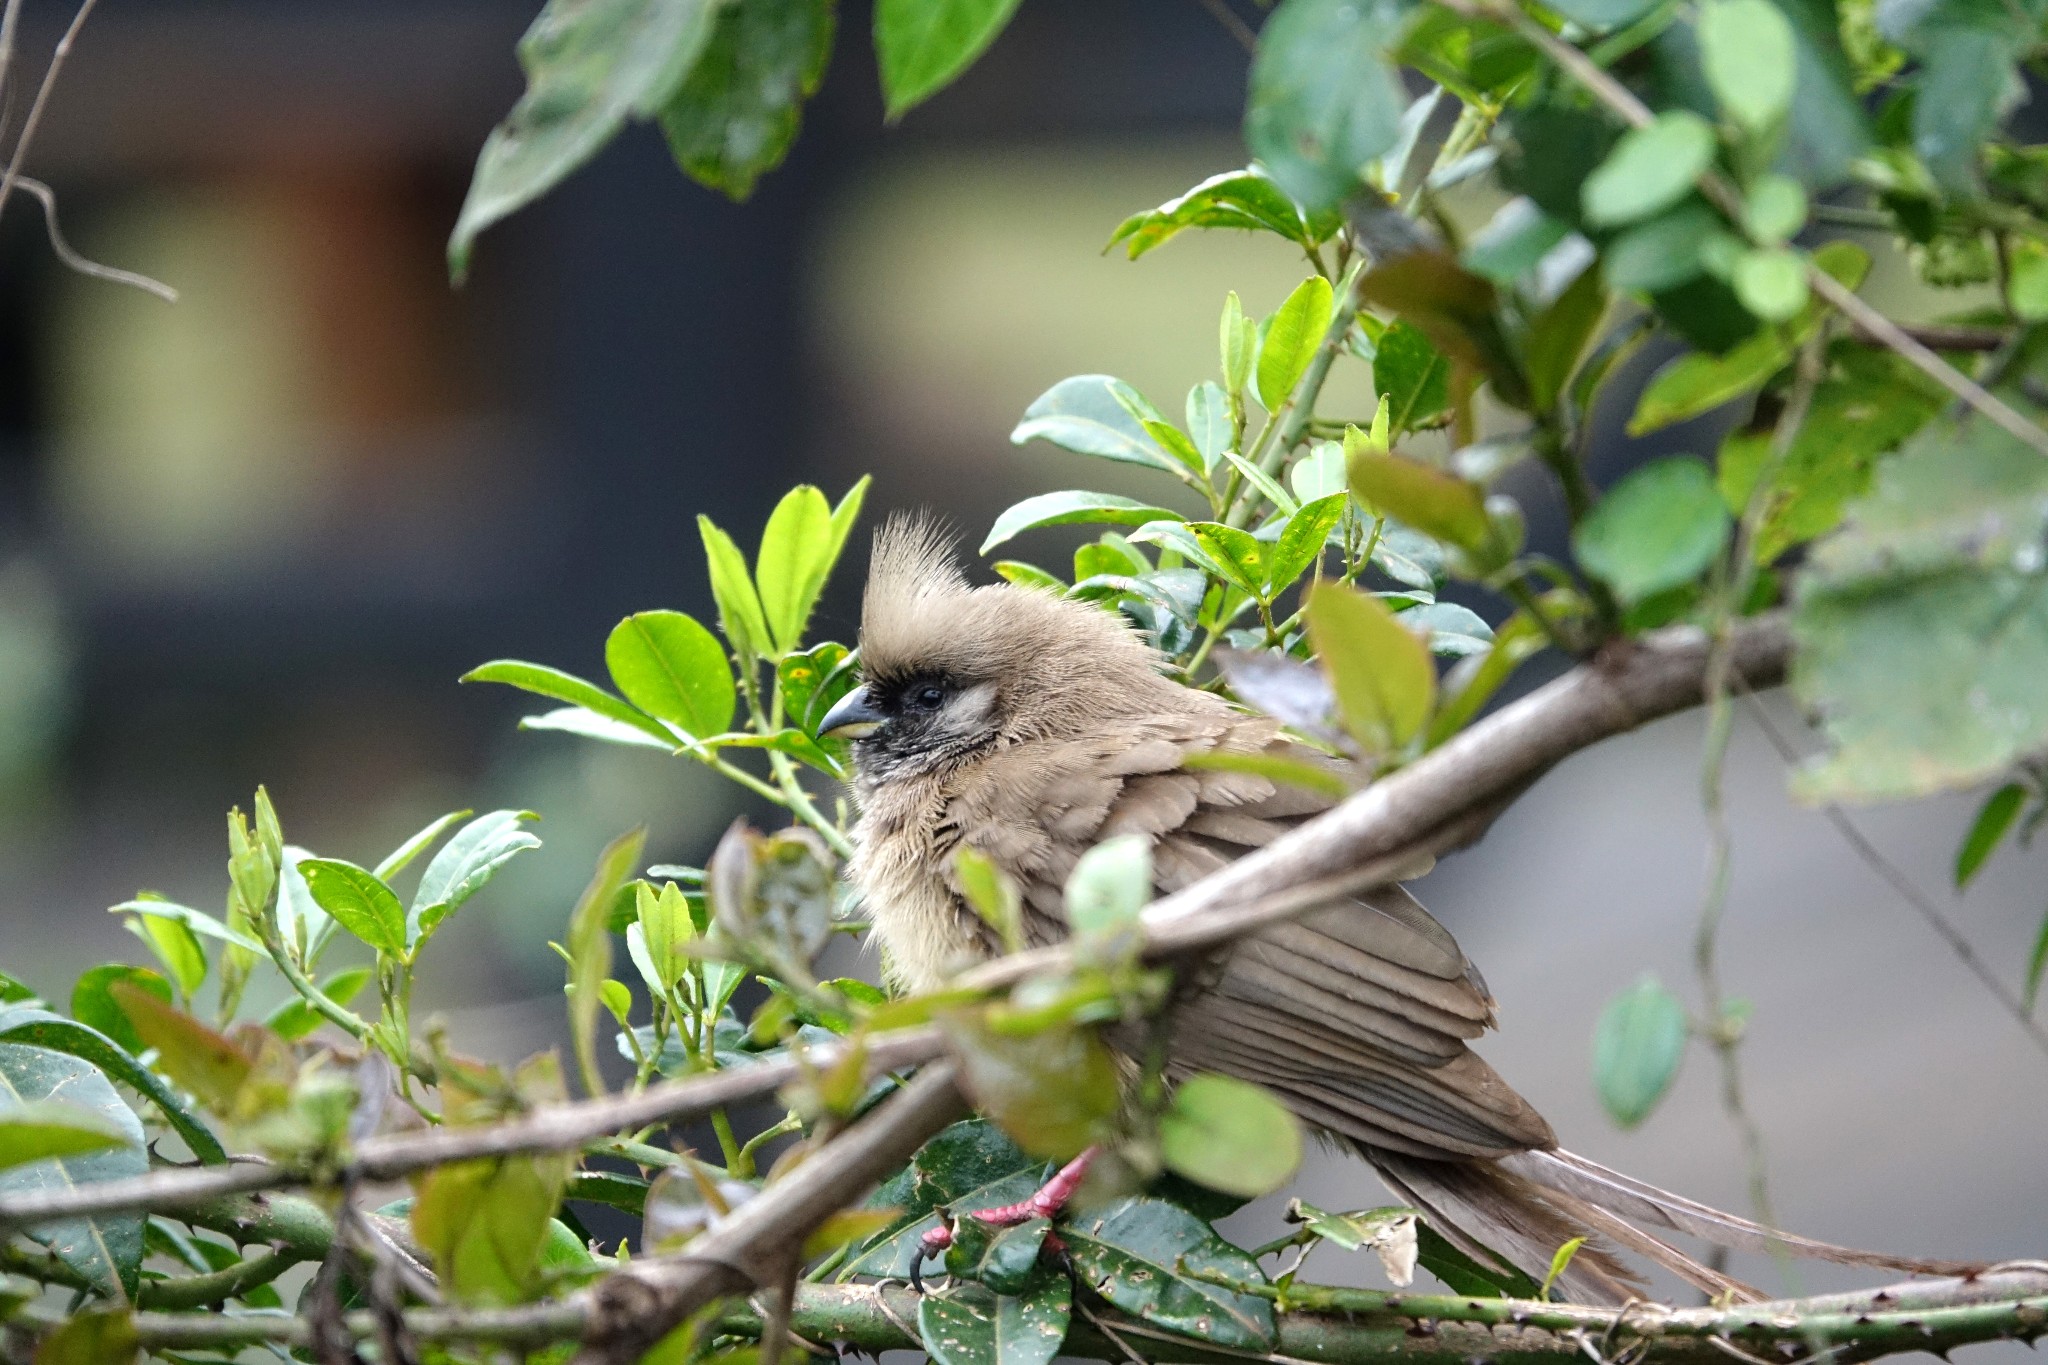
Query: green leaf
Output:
[[1011, 375, 1188, 476], [1347, 442, 1491, 554], [1956, 783, 2027, 888], [1593, 974, 1688, 1129], [2024, 909, 2048, 1012], [659, 0, 833, 201], [299, 859, 408, 958], [844, 1119, 1041, 1278], [699, 516, 773, 658], [943, 1215, 1053, 1294], [1373, 321, 1450, 432], [1186, 382, 1233, 471], [0, 1099, 133, 1172], [1257, 275, 1336, 412], [27, 1307, 135, 1365], [1742, 174, 1808, 245], [105, 898, 262, 955], [1064, 835, 1152, 939], [1699, 0, 1796, 132], [1305, 583, 1436, 752], [110, 985, 252, 1116], [0, 1009, 226, 1164], [123, 914, 205, 1001], [981, 493, 1181, 554], [1574, 457, 1731, 604], [1545, 0, 1659, 30], [1245, 0, 1415, 212], [1732, 248, 1808, 322], [1524, 266, 1607, 413], [1582, 111, 1718, 228], [374, 809, 475, 881], [1880, 0, 2038, 193], [918, 1273, 1071, 1365], [1267, 494, 1348, 595], [1158, 1074, 1303, 1199], [1291, 442, 1348, 502], [409, 810, 542, 949], [1221, 292, 1254, 399], [951, 1016, 1122, 1160], [1109, 167, 1338, 260], [1062, 1197, 1277, 1350], [954, 847, 1025, 955], [1399, 600, 1495, 657], [68, 967, 170, 1058], [1542, 1236, 1589, 1296], [1602, 202, 1721, 295], [520, 706, 679, 751], [1463, 198, 1573, 283], [461, 660, 678, 747], [1189, 522, 1269, 600], [1791, 411, 2048, 801], [0, 1042, 147, 1297], [264, 967, 372, 1042], [569, 830, 645, 1098], [1427, 611, 1549, 746], [606, 611, 736, 739], [756, 481, 869, 655], [874, 0, 1023, 118], [450, 0, 720, 277]]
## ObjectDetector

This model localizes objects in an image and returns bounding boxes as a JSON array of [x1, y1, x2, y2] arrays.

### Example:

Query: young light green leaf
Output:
[[1347, 439, 1492, 554], [1582, 111, 1717, 228], [1158, 1074, 1303, 1199], [1574, 457, 1732, 604], [1218, 450, 1298, 514], [0, 1100, 134, 1173], [1305, 583, 1436, 752], [756, 485, 832, 653], [106, 899, 263, 955], [1955, 783, 2026, 888], [1742, 174, 1808, 244], [1699, 0, 1797, 134], [1189, 522, 1269, 600], [374, 810, 475, 881], [1291, 441, 1348, 502], [1221, 291, 1254, 398], [874, 0, 1024, 120], [1593, 974, 1688, 1129], [299, 860, 408, 958], [1266, 494, 1348, 595], [699, 516, 773, 658], [568, 830, 647, 1099], [461, 660, 677, 747], [409, 811, 543, 949], [1733, 247, 1809, 321], [980, 493, 1180, 554], [263, 966, 372, 1042], [1542, 1236, 1589, 1297], [1256, 275, 1335, 412], [1064, 836, 1152, 939], [606, 611, 736, 740], [124, 914, 206, 1001], [954, 847, 1025, 955]]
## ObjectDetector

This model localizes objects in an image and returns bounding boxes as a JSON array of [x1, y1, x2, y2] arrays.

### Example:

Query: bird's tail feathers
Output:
[[1500, 1148, 1985, 1281]]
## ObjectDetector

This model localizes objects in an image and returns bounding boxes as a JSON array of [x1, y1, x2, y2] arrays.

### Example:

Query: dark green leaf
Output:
[[2024, 909, 2048, 1012], [1575, 457, 1732, 604], [844, 1119, 1042, 1278], [1306, 583, 1436, 751], [1246, 0, 1415, 212], [874, 0, 1024, 119], [450, 0, 720, 276], [1880, 0, 2039, 192], [606, 611, 736, 739], [409, 810, 542, 949], [1267, 494, 1348, 594], [659, 0, 833, 201], [299, 859, 408, 958], [0, 1009, 226, 1164], [461, 660, 677, 747], [918, 1272, 1071, 1365], [1602, 202, 1720, 295], [1502, 106, 1621, 228], [1373, 321, 1450, 432], [1063, 1197, 1277, 1350], [981, 493, 1181, 554], [943, 1215, 1052, 1295], [1524, 265, 1607, 413], [1582, 112, 1717, 228], [68, 967, 169, 1058], [1593, 974, 1688, 1128], [0, 1042, 147, 1297], [1956, 783, 2027, 887], [1011, 375, 1187, 476], [1158, 1074, 1303, 1199], [1257, 275, 1336, 412], [1417, 1220, 1539, 1297]]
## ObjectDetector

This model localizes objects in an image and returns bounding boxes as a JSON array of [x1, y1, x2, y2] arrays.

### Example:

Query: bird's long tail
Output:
[[1369, 1148, 1984, 1305]]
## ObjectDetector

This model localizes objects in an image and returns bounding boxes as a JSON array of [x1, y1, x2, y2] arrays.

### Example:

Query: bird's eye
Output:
[[909, 684, 947, 711]]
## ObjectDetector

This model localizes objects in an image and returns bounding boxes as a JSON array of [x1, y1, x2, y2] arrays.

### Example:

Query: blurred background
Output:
[[0, 0, 2040, 1320]]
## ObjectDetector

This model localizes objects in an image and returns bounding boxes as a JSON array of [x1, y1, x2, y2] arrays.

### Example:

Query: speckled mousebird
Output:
[[817, 516, 1974, 1301]]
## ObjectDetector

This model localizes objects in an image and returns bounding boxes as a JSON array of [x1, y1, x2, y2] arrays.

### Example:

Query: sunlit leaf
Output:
[[981, 493, 1181, 554], [606, 611, 736, 740], [462, 660, 677, 747], [1256, 275, 1335, 412], [299, 859, 407, 958], [699, 516, 773, 658], [1305, 582, 1435, 752]]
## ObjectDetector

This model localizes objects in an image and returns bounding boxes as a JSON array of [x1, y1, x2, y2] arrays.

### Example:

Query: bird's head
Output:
[[817, 516, 1184, 784]]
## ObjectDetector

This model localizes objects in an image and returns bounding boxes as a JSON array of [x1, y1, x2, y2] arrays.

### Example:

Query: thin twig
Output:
[[0, 0, 95, 219], [0, 0, 24, 114], [1736, 689, 2048, 1065], [12, 176, 178, 301]]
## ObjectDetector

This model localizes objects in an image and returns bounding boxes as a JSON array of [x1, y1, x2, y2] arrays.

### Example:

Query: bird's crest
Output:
[[860, 514, 972, 678]]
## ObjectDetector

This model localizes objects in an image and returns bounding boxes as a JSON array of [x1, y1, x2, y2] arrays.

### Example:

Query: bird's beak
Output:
[[817, 685, 885, 739]]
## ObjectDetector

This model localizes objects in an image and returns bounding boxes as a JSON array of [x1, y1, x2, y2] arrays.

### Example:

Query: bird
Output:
[[815, 515, 1975, 1303]]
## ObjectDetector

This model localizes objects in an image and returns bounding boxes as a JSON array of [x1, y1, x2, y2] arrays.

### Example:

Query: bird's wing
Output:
[[952, 709, 1555, 1163]]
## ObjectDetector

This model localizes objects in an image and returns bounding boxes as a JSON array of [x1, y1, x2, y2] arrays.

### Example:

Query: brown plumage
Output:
[[823, 516, 1974, 1302]]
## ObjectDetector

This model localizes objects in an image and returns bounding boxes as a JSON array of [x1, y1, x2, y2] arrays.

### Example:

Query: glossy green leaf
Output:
[[1062, 1197, 1277, 1350], [105, 898, 262, 955], [659, 0, 833, 200], [1791, 412, 2048, 802], [1699, 0, 1796, 132], [68, 967, 169, 1059], [1593, 974, 1688, 1128], [1582, 112, 1717, 228], [699, 516, 773, 658], [1373, 321, 1449, 432], [844, 1119, 1041, 1278], [981, 493, 1180, 554], [779, 640, 858, 735], [124, 913, 205, 1001], [450, 0, 720, 276], [1257, 275, 1335, 412], [521, 706, 678, 751], [1956, 783, 2027, 888], [1574, 457, 1731, 604], [299, 859, 407, 958], [461, 660, 677, 747], [374, 809, 475, 881], [1109, 166, 1338, 260], [756, 479, 870, 655], [1267, 494, 1347, 594], [1399, 600, 1495, 657], [918, 1272, 1071, 1365], [1187, 521, 1268, 599], [1306, 583, 1436, 751], [1880, 0, 2037, 193], [1185, 382, 1233, 471], [0, 1009, 225, 1164], [1011, 375, 1187, 476], [1246, 0, 1414, 212], [0, 1042, 147, 1297], [606, 611, 736, 739], [1158, 1074, 1303, 1199], [874, 0, 1024, 119], [409, 810, 542, 949], [942, 1216, 1053, 1295]]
